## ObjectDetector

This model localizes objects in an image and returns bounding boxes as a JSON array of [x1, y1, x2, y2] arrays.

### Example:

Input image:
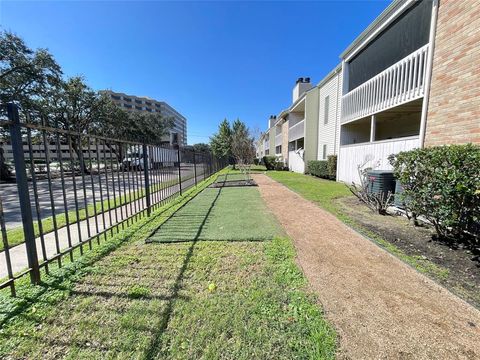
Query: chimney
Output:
[[292, 77, 313, 103], [268, 115, 277, 128]]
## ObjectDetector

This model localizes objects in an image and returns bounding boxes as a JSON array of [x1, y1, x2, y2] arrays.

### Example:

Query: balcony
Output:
[[341, 44, 429, 124], [338, 136, 420, 184], [288, 120, 304, 142]]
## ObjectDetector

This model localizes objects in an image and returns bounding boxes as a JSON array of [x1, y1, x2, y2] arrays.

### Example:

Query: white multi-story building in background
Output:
[[102, 90, 187, 146]]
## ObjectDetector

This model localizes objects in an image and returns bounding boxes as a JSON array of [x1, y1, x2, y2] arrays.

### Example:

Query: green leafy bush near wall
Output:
[[308, 160, 328, 178], [389, 144, 480, 243], [308, 155, 337, 180], [327, 155, 337, 179], [263, 156, 277, 170], [274, 161, 286, 171]]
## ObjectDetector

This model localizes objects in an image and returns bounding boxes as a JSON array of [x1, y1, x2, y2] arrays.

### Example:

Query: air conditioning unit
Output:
[[366, 170, 395, 200]]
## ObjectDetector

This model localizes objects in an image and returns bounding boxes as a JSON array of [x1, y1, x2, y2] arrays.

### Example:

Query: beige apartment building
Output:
[[102, 90, 187, 146]]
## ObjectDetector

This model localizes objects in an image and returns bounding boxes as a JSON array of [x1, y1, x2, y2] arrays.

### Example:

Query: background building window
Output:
[[324, 96, 330, 125], [322, 144, 327, 159]]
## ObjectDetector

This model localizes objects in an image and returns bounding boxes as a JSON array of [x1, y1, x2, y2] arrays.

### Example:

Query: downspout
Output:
[[418, 0, 439, 148], [334, 68, 341, 155]]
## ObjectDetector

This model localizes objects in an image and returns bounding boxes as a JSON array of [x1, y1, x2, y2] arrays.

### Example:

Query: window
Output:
[[123, 97, 132, 102], [135, 106, 142, 110], [111, 95, 121, 100], [135, 99, 142, 104], [322, 144, 327, 160], [324, 96, 330, 125], [265, 149, 270, 155], [275, 145, 282, 154], [145, 101, 152, 106], [124, 104, 132, 109], [296, 137, 304, 149]]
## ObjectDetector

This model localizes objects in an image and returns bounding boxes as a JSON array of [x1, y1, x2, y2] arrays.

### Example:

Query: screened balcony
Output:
[[341, 44, 429, 124]]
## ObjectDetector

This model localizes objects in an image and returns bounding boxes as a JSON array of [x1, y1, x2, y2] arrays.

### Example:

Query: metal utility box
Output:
[[366, 170, 395, 200]]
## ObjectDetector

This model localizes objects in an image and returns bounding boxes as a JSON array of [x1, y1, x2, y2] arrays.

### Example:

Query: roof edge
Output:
[[340, 0, 413, 60]]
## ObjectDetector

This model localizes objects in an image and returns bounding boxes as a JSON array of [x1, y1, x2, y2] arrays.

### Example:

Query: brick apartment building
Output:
[[425, 0, 480, 146]]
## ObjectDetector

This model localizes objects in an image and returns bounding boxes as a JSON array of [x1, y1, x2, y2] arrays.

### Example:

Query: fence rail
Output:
[[0, 103, 226, 296]]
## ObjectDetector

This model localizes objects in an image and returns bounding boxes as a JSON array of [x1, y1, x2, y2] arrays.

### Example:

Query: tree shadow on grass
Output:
[[0, 210, 164, 328], [142, 186, 223, 360]]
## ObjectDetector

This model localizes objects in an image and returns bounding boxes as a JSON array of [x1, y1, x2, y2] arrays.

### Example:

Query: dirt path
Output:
[[253, 174, 480, 360]]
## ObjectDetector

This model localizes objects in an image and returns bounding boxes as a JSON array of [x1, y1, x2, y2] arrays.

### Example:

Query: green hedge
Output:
[[389, 144, 480, 242], [263, 156, 277, 170], [308, 160, 328, 178], [327, 155, 337, 179], [308, 155, 337, 180]]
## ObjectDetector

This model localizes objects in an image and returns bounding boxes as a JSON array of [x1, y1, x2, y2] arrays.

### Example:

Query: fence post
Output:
[[7, 103, 41, 284], [142, 143, 151, 216], [177, 146, 182, 196], [193, 150, 197, 187]]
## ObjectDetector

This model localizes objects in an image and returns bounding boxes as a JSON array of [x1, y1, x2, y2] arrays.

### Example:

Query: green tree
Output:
[[210, 119, 232, 160], [231, 119, 255, 167], [0, 31, 62, 114], [192, 143, 211, 153]]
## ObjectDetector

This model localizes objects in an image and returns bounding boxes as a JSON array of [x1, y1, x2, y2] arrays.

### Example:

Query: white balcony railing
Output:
[[275, 133, 282, 146], [341, 44, 429, 124], [288, 120, 305, 142]]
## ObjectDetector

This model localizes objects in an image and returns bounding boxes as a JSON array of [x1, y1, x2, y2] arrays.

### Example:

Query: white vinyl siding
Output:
[[317, 69, 342, 160]]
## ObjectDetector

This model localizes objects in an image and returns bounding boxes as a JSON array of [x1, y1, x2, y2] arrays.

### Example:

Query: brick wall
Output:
[[425, 0, 480, 146]]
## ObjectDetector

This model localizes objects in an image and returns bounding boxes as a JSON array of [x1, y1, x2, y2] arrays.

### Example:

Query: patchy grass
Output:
[[0, 170, 223, 321], [266, 171, 450, 281], [2, 173, 194, 251], [0, 169, 336, 359]]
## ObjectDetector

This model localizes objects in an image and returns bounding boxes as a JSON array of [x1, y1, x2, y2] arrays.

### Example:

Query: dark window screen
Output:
[[347, 0, 432, 91]]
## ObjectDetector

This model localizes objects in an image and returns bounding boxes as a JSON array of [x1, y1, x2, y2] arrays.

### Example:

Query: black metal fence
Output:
[[0, 103, 226, 296]]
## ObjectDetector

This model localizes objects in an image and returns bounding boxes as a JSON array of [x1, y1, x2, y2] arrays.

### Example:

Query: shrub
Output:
[[253, 158, 260, 165], [308, 160, 328, 178], [274, 161, 286, 171], [308, 157, 337, 180], [263, 156, 277, 170], [327, 155, 337, 180], [389, 144, 480, 243]]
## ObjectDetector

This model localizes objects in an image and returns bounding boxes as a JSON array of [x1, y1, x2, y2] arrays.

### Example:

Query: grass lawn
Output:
[[266, 171, 350, 216], [0, 170, 336, 359], [266, 171, 450, 281], [2, 173, 193, 251]]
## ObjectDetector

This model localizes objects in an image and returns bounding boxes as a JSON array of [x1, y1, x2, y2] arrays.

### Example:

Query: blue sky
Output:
[[1, 0, 389, 144]]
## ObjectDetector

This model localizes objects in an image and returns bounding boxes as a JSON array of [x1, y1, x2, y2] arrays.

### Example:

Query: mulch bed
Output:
[[337, 196, 480, 309]]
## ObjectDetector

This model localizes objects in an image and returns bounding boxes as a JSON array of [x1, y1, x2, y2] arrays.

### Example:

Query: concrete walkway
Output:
[[253, 174, 480, 360], [0, 176, 198, 279]]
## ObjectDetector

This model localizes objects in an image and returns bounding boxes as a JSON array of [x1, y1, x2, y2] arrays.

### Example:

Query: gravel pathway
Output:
[[253, 174, 480, 360]]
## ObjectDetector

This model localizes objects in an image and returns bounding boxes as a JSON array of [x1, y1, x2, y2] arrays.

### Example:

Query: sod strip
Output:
[[148, 186, 283, 243]]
